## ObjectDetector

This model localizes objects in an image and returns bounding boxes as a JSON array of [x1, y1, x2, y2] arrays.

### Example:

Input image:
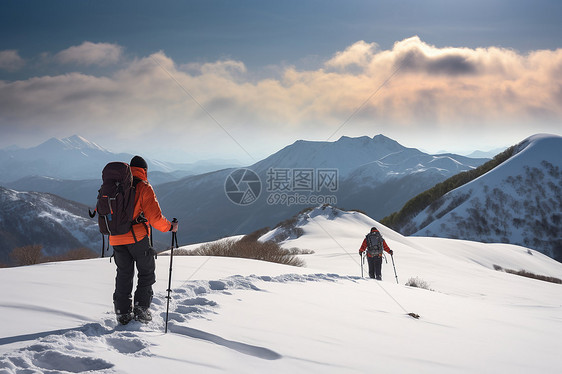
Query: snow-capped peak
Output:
[[60, 135, 108, 152]]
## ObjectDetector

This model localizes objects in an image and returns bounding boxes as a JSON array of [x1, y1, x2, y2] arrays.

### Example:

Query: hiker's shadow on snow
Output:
[[167, 323, 282, 360]]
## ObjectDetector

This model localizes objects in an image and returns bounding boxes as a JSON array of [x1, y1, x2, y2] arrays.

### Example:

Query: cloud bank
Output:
[[0, 36, 560, 158]]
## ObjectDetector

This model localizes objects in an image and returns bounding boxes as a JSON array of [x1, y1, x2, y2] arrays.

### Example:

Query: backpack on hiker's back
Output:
[[94, 162, 137, 236], [365, 230, 384, 256]]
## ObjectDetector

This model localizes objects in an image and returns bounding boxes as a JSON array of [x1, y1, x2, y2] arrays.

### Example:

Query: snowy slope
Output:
[[6, 176, 101, 207], [403, 134, 562, 260], [0, 186, 100, 264], [1, 206, 561, 373]]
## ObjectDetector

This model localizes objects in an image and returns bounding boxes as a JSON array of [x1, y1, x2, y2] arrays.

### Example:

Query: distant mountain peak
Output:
[[514, 133, 561, 155], [335, 134, 395, 143], [336, 135, 371, 142], [60, 135, 108, 152], [372, 134, 393, 141], [34, 135, 108, 153]]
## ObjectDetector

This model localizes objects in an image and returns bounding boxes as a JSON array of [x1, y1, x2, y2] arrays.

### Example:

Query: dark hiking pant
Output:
[[113, 237, 155, 314], [367, 256, 383, 280]]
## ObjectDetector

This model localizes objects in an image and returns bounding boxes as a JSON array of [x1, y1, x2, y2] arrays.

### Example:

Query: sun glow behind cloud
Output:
[[0, 37, 560, 160]]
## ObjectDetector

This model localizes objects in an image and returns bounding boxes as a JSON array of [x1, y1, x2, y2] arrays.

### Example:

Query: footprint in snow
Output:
[[105, 336, 150, 355], [30, 350, 114, 373]]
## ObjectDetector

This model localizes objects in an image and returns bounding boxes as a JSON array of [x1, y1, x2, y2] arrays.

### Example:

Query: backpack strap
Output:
[[128, 177, 145, 243]]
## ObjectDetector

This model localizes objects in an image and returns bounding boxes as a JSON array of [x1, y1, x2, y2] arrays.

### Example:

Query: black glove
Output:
[[359, 252, 363, 257], [389, 250, 394, 256], [170, 218, 178, 232]]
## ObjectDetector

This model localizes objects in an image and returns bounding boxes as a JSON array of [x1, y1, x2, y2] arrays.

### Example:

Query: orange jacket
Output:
[[359, 232, 391, 258], [109, 166, 172, 246]]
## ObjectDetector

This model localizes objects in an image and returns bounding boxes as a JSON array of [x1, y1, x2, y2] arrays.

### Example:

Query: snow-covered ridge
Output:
[[253, 134, 485, 181], [404, 134, 562, 260], [260, 205, 374, 243], [0, 186, 99, 262], [59, 135, 109, 152]]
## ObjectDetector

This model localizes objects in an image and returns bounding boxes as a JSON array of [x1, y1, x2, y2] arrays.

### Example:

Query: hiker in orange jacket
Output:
[[112, 155, 178, 325], [359, 226, 393, 280]]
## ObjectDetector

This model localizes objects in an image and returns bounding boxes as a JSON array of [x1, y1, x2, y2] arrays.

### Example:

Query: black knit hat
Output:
[[130, 155, 148, 170]]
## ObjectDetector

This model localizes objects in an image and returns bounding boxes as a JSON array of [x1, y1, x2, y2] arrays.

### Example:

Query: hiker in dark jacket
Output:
[[111, 156, 178, 325], [359, 226, 393, 280]]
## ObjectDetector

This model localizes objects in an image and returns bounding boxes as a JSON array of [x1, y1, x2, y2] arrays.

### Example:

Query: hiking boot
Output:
[[133, 306, 152, 323], [116, 312, 134, 325]]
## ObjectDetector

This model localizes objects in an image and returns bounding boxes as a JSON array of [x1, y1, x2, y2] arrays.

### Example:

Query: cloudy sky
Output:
[[1, 0, 561, 164]]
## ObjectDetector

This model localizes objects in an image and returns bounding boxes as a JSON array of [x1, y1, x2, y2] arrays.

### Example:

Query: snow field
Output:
[[1, 207, 561, 373]]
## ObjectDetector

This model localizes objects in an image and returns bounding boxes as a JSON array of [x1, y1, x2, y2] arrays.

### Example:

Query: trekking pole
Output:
[[391, 254, 399, 284], [165, 218, 178, 334], [360, 252, 364, 278]]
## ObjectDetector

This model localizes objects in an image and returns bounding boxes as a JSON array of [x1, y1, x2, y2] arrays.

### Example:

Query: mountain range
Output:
[[154, 134, 488, 245], [0, 135, 239, 186], [0, 134, 489, 261], [3, 133, 561, 263], [395, 134, 562, 261]]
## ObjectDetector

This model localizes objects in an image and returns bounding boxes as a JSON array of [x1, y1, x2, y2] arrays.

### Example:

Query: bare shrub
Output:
[[10, 245, 44, 266], [286, 247, 315, 255], [493, 264, 562, 284], [405, 277, 433, 291], [505, 269, 562, 284], [180, 238, 306, 267]]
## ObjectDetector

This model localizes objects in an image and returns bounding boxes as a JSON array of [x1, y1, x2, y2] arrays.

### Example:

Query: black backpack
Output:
[[366, 231, 384, 256], [93, 162, 136, 236]]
